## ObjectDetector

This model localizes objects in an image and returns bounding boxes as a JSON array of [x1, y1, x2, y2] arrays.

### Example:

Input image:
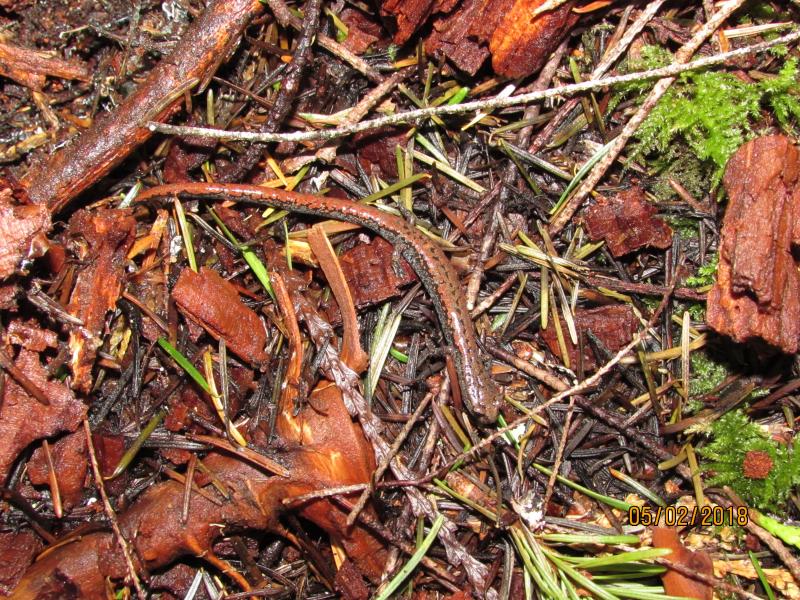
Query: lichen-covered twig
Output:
[[147, 27, 800, 145]]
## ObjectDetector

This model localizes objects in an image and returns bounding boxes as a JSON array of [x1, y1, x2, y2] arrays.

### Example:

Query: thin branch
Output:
[[83, 420, 145, 599], [147, 28, 800, 144]]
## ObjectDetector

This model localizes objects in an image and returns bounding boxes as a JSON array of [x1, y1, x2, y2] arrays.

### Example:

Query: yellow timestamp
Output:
[[627, 505, 749, 527]]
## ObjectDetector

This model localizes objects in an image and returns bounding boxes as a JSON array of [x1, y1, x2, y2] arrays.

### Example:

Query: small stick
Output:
[[83, 420, 145, 599], [181, 453, 198, 524], [42, 440, 63, 519], [0, 347, 50, 406]]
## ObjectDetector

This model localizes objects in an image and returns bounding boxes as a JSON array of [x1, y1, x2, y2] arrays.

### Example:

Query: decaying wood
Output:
[[172, 266, 269, 366], [583, 186, 673, 257], [0, 40, 88, 91], [0, 186, 49, 280], [707, 135, 800, 353], [539, 304, 639, 371], [0, 349, 85, 482], [65, 209, 136, 393], [384, 0, 578, 78]]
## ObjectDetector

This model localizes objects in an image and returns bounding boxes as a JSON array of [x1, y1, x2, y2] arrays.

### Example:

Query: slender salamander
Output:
[[136, 182, 501, 422]]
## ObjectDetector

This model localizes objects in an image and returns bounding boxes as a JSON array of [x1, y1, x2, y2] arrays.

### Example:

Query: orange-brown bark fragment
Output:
[[539, 304, 639, 370], [652, 527, 713, 600], [0, 188, 50, 280], [5, 319, 58, 352], [583, 186, 674, 257], [0, 349, 85, 482], [0, 530, 42, 595], [706, 135, 800, 353], [426, 0, 512, 76], [424, 0, 577, 77], [380, 0, 438, 44], [65, 208, 136, 392], [338, 236, 416, 307], [172, 266, 268, 365], [341, 8, 383, 54], [27, 430, 88, 511], [489, 0, 579, 78]]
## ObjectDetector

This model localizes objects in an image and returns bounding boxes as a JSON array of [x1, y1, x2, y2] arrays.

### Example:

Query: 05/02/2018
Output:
[[627, 505, 749, 527]]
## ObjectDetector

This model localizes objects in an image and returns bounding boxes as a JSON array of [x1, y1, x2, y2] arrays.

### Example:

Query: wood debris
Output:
[[0, 349, 85, 481], [172, 266, 269, 365], [539, 304, 639, 370], [583, 186, 674, 257], [65, 209, 136, 392], [707, 135, 800, 353]]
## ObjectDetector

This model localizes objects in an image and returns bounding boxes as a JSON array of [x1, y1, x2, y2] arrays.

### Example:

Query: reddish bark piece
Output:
[[0, 530, 42, 596], [334, 559, 370, 600], [0, 188, 50, 280], [425, 0, 577, 77], [489, 0, 579, 78], [338, 236, 416, 308], [583, 186, 673, 258], [426, 0, 511, 76], [0, 281, 18, 310], [0, 349, 85, 482], [652, 527, 713, 600], [27, 430, 88, 512], [354, 128, 407, 178], [707, 135, 800, 353], [5, 319, 58, 352], [65, 208, 136, 393], [149, 563, 201, 598], [742, 450, 773, 480], [0, 40, 89, 90], [163, 129, 220, 184], [172, 266, 268, 365], [91, 433, 127, 479], [380, 0, 438, 44], [539, 304, 639, 370], [341, 8, 383, 55]]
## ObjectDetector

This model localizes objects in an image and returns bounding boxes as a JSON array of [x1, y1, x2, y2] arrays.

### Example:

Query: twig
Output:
[[147, 28, 800, 144], [83, 420, 145, 599], [23, 0, 265, 212], [264, 0, 381, 82], [219, 0, 322, 182], [548, 0, 749, 234]]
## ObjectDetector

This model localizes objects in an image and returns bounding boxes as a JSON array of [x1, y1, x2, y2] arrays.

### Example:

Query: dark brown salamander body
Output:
[[136, 183, 501, 422]]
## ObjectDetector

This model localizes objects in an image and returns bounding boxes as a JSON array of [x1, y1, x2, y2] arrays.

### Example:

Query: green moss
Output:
[[690, 351, 729, 396], [647, 148, 712, 202], [686, 253, 719, 288], [699, 410, 800, 511], [615, 53, 800, 187], [687, 302, 706, 323], [665, 216, 699, 240]]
